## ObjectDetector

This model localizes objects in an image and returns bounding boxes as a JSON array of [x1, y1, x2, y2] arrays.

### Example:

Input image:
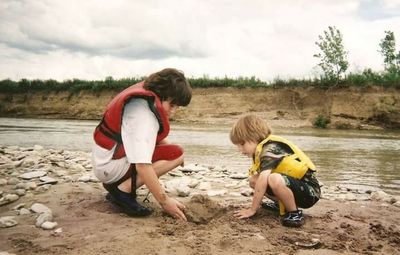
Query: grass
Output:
[[0, 70, 399, 93]]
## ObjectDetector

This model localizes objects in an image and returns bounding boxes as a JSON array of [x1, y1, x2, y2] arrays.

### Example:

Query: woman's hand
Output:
[[161, 196, 187, 222], [233, 207, 257, 219]]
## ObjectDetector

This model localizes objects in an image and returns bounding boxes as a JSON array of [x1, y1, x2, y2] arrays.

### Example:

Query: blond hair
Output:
[[230, 114, 272, 144]]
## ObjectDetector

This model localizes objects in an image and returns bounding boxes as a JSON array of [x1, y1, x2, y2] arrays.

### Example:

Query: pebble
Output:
[[31, 203, 52, 214], [0, 216, 18, 228], [19, 171, 47, 180]]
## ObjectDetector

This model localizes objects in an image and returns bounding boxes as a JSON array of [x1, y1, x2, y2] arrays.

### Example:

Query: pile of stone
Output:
[[1, 145, 400, 233]]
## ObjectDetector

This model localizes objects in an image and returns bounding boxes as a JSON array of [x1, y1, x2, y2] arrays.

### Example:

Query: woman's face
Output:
[[161, 100, 179, 117]]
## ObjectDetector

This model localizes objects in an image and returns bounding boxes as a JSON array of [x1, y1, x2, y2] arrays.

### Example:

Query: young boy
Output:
[[92, 68, 191, 221], [230, 114, 320, 227]]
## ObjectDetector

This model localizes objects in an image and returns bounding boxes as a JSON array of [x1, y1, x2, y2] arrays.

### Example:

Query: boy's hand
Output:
[[234, 208, 257, 219], [161, 197, 187, 222]]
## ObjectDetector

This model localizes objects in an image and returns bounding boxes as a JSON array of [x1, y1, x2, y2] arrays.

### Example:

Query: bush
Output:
[[313, 115, 330, 128]]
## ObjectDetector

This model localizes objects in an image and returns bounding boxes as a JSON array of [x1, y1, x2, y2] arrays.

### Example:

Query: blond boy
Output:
[[230, 114, 320, 227]]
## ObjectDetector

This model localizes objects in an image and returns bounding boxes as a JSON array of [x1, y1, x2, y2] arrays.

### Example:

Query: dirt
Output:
[[1, 182, 399, 255], [1, 86, 400, 129]]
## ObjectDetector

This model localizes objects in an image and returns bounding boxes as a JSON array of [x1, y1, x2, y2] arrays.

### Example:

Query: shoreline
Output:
[[1, 145, 400, 254]]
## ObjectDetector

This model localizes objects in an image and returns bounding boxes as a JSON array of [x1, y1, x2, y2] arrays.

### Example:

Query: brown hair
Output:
[[144, 68, 192, 106], [230, 114, 272, 144]]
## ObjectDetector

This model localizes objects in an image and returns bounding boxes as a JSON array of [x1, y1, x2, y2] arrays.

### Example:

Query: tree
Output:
[[313, 26, 349, 84], [379, 30, 400, 73]]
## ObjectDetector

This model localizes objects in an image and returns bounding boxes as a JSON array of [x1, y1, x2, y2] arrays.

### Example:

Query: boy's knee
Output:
[[268, 173, 284, 188]]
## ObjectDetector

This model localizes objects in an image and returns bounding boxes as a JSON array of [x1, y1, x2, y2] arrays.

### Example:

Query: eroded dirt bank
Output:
[[0, 86, 399, 129]]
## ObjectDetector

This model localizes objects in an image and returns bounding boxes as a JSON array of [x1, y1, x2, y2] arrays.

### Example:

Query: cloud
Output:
[[0, 0, 399, 81]]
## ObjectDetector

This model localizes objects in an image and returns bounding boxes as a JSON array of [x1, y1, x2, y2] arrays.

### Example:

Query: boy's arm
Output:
[[234, 170, 270, 219], [250, 170, 270, 211], [136, 163, 187, 221]]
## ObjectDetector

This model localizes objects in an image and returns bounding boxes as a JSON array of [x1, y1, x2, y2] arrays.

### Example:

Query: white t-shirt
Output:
[[92, 98, 160, 183]]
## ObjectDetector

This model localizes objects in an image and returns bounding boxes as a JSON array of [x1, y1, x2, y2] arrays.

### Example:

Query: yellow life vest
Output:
[[248, 135, 316, 179]]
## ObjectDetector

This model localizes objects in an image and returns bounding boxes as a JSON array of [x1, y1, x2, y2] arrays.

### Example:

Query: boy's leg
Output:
[[267, 173, 297, 212], [267, 173, 304, 227]]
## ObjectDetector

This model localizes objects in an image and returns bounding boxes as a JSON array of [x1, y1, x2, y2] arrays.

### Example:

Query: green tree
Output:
[[314, 26, 349, 84], [379, 30, 400, 73]]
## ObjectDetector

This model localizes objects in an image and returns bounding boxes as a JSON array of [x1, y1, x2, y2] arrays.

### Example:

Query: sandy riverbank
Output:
[[1, 146, 400, 255]]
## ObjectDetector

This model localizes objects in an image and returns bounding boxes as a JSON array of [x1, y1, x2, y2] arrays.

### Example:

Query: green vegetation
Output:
[[314, 26, 349, 84], [1, 27, 399, 93], [379, 31, 400, 74], [0, 70, 399, 93], [313, 115, 330, 128]]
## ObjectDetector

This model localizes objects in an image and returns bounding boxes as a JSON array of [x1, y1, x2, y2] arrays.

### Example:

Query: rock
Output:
[[370, 190, 392, 202], [33, 145, 44, 151], [0, 216, 18, 228], [0, 179, 7, 186], [78, 175, 91, 182], [39, 176, 58, 185], [207, 189, 227, 197], [12, 189, 26, 196], [19, 171, 47, 180], [176, 186, 191, 197], [197, 182, 212, 191], [7, 178, 19, 185], [19, 208, 31, 215], [4, 194, 19, 202], [12, 203, 26, 210], [36, 212, 53, 227], [229, 173, 248, 180], [188, 179, 200, 188], [179, 164, 208, 173], [241, 188, 253, 197], [30, 203, 52, 214], [41, 221, 58, 230]]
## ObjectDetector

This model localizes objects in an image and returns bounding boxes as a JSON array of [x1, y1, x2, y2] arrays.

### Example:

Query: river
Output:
[[0, 117, 399, 196]]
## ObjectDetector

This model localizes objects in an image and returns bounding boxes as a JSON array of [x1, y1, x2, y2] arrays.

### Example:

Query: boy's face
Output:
[[236, 141, 258, 158]]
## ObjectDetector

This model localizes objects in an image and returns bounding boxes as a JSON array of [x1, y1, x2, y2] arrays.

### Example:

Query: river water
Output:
[[0, 117, 399, 196]]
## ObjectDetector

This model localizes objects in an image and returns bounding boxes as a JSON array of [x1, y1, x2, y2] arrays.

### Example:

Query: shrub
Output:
[[313, 115, 330, 128]]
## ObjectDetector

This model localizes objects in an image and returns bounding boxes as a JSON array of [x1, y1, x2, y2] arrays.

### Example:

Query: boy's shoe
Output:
[[105, 190, 152, 217], [261, 200, 280, 212], [281, 210, 304, 228]]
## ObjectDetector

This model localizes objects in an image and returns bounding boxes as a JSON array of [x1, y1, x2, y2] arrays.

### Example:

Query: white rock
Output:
[[30, 203, 52, 214], [0, 179, 7, 186], [41, 221, 58, 230], [176, 186, 191, 197], [39, 176, 58, 185], [19, 171, 47, 180], [207, 189, 227, 197], [197, 182, 212, 191], [19, 208, 31, 215], [36, 212, 53, 227], [78, 175, 91, 182], [7, 178, 19, 185], [229, 173, 248, 180], [33, 145, 44, 151], [179, 164, 208, 173], [0, 216, 18, 228], [4, 194, 19, 202]]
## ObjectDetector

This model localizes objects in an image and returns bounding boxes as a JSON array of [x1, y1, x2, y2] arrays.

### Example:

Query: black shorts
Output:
[[266, 175, 320, 209]]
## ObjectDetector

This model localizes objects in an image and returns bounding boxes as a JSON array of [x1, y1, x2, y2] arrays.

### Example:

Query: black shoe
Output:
[[281, 210, 304, 227], [261, 200, 280, 212], [105, 190, 152, 217]]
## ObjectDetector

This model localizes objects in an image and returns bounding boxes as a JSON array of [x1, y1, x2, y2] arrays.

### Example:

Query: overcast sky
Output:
[[0, 0, 399, 81]]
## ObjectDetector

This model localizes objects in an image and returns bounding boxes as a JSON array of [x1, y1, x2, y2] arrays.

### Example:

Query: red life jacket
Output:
[[93, 81, 170, 159]]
